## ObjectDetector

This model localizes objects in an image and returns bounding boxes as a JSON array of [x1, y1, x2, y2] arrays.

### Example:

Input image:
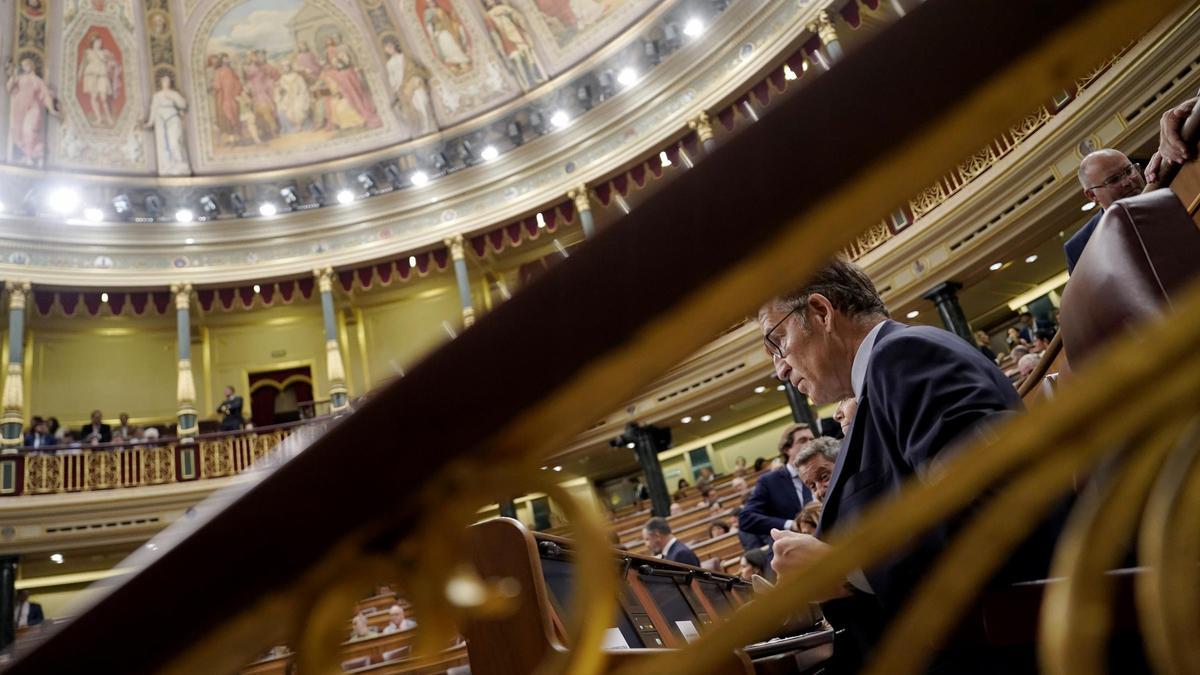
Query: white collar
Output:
[[851, 320, 888, 401], [662, 536, 678, 557], [786, 462, 800, 479]]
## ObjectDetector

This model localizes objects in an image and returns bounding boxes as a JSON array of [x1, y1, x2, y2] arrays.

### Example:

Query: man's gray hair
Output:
[[644, 516, 672, 535], [794, 436, 841, 467], [762, 259, 889, 322]]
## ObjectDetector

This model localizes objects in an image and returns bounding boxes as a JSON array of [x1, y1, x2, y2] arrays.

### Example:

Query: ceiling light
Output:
[[617, 68, 638, 86], [199, 194, 219, 215], [659, 151, 672, 167], [754, 385, 766, 394], [184, 237, 195, 245], [536, 212, 546, 228], [776, 384, 786, 391], [906, 310, 920, 319], [50, 553, 64, 564], [175, 208, 194, 223], [83, 207, 104, 222], [683, 17, 704, 37], [626, 442, 635, 448], [1025, 254, 1039, 264], [700, 414, 712, 422], [783, 65, 798, 81], [550, 110, 570, 129], [801, 59, 810, 72], [989, 262, 1004, 271], [552, 465, 563, 472], [1081, 201, 1096, 211], [357, 172, 377, 191], [681, 416, 692, 424], [252, 284, 261, 294], [410, 171, 429, 187], [100, 292, 109, 303], [258, 203, 277, 217], [480, 145, 499, 161], [280, 186, 299, 206], [336, 189, 355, 205], [48, 188, 80, 215], [408, 255, 417, 267]]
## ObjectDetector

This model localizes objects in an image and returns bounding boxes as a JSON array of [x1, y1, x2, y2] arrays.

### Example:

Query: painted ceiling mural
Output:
[[1, 0, 663, 175]]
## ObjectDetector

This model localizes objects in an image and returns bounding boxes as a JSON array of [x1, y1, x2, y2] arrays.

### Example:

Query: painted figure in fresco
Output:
[[21, 0, 44, 16], [536, 0, 606, 34], [144, 74, 190, 175], [421, 1, 472, 73], [482, 0, 546, 90], [209, 53, 243, 144], [78, 32, 121, 126], [5, 57, 59, 167], [243, 49, 280, 141], [321, 39, 381, 129], [293, 41, 322, 82], [382, 37, 436, 136], [273, 60, 310, 133]]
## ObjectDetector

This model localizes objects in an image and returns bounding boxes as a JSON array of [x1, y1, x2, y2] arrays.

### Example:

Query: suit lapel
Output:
[[819, 393, 869, 533]]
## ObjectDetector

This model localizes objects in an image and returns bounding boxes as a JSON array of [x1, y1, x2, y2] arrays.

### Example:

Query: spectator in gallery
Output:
[[80, 409, 111, 445], [1005, 327, 1030, 350], [382, 604, 417, 634], [695, 466, 715, 490], [709, 521, 731, 539], [642, 517, 701, 566], [14, 589, 43, 628], [733, 455, 749, 477], [974, 330, 998, 363], [218, 385, 245, 431], [675, 478, 690, 498], [349, 612, 377, 641], [669, 502, 684, 516], [753, 457, 767, 472], [113, 413, 134, 441], [143, 427, 160, 442], [47, 416, 63, 440], [23, 419, 52, 449]]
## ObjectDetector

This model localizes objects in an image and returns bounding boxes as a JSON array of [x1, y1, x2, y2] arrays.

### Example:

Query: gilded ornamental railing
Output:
[[4, 1, 1188, 674]]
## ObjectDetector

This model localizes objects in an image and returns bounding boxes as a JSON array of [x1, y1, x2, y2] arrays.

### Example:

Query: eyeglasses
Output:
[[1085, 162, 1141, 191], [763, 304, 803, 359]]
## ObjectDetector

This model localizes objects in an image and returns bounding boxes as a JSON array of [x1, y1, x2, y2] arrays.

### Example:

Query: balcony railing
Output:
[[0, 417, 329, 497]]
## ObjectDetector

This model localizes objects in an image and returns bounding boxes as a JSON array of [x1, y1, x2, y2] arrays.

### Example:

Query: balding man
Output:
[[1065, 148, 1145, 273]]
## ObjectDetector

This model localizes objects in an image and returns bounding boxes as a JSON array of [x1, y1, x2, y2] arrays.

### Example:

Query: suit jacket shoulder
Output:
[[669, 542, 701, 567], [1064, 210, 1103, 273]]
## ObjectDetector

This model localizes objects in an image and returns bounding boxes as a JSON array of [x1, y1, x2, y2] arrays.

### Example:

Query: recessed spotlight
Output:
[[49, 188, 81, 215], [541, 466, 548, 470], [659, 151, 672, 168], [252, 284, 261, 294], [175, 208, 194, 223], [801, 59, 810, 72], [410, 171, 429, 187], [683, 17, 703, 37], [906, 310, 920, 319], [258, 203, 277, 217], [480, 145, 499, 161], [50, 553, 64, 564], [626, 442, 636, 448], [552, 465, 563, 472], [408, 255, 417, 267], [550, 110, 570, 128], [754, 385, 766, 394], [776, 384, 786, 391], [100, 292, 109, 303], [336, 189, 355, 205], [1025, 254, 1039, 264], [617, 68, 638, 86], [184, 237, 195, 245], [1081, 201, 1096, 211], [681, 416, 692, 424], [83, 207, 104, 222], [989, 262, 1004, 271], [700, 414, 712, 422], [783, 65, 798, 81]]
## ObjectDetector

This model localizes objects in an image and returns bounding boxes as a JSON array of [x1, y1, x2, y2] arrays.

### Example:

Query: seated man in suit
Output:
[[1065, 149, 1146, 273], [737, 423, 814, 539], [23, 419, 53, 450], [793, 436, 840, 504], [762, 260, 1056, 673], [80, 410, 111, 445], [381, 604, 417, 634], [14, 589, 44, 628], [642, 516, 700, 567]]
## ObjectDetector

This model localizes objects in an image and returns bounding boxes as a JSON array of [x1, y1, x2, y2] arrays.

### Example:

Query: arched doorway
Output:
[[247, 366, 314, 428]]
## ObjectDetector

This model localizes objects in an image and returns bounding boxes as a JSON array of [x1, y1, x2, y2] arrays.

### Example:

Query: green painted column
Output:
[[0, 282, 29, 452], [315, 268, 350, 413], [171, 282, 198, 441], [444, 235, 476, 328], [568, 185, 595, 239]]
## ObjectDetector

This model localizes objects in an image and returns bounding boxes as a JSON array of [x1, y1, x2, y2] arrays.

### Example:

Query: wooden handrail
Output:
[[4, 0, 1147, 672], [1017, 331, 1063, 398]]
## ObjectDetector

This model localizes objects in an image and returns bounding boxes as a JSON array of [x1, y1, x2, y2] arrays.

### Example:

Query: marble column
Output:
[[921, 281, 974, 344], [688, 111, 716, 154], [314, 268, 350, 413], [1, 283, 30, 451], [171, 282, 199, 441], [567, 185, 595, 239], [810, 10, 842, 69], [445, 235, 476, 328]]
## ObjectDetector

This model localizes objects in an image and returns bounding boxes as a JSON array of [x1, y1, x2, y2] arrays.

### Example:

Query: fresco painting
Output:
[[75, 27, 125, 127]]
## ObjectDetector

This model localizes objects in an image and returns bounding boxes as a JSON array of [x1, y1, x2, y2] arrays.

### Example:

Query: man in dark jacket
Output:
[[642, 517, 700, 567]]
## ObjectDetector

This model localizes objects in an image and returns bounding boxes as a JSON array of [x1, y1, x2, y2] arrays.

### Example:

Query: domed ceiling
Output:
[[2, 0, 663, 175]]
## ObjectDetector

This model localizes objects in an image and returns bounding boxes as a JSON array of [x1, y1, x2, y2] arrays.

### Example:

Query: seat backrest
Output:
[[340, 655, 370, 671], [380, 646, 410, 662], [1060, 188, 1200, 366]]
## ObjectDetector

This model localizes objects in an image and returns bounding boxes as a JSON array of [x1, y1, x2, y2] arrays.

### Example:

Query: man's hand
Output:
[[770, 529, 851, 601], [1158, 96, 1197, 165]]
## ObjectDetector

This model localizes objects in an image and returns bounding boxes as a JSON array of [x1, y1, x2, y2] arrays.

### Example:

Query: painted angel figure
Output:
[[6, 57, 60, 167], [78, 33, 121, 126], [382, 37, 437, 136], [144, 75, 190, 175], [482, 0, 546, 90]]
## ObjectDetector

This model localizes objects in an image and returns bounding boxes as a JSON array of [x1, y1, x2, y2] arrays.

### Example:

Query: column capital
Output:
[[444, 234, 465, 261], [462, 305, 476, 328], [4, 281, 30, 310], [313, 266, 335, 293], [687, 111, 714, 144], [566, 184, 591, 214], [170, 282, 193, 310], [811, 10, 839, 47]]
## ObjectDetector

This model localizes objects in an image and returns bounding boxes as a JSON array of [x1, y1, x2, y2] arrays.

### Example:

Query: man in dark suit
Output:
[[642, 517, 700, 567], [23, 419, 52, 449], [761, 260, 1056, 672], [14, 589, 44, 628], [737, 423, 814, 539], [1065, 148, 1145, 273], [80, 409, 111, 444], [218, 385, 245, 431]]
